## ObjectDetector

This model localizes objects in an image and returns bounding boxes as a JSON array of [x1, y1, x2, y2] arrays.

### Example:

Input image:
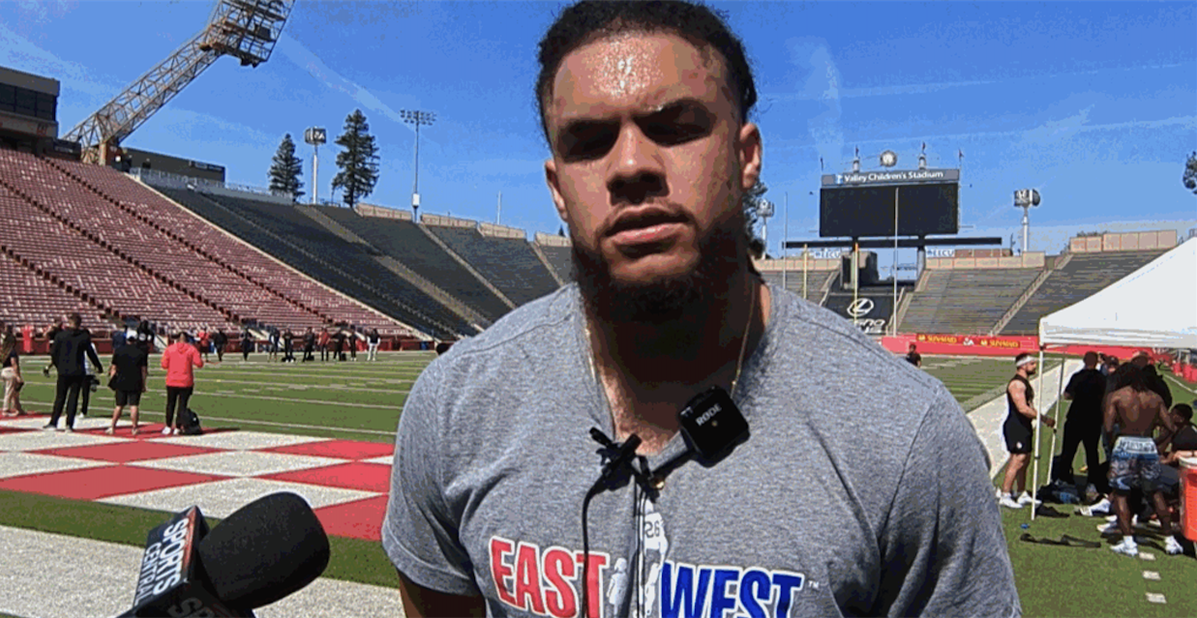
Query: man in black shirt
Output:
[[333, 329, 346, 361], [905, 343, 922, 368], [302, 327, 316, 362], [212, 330, 227, 362], [1052, 351, 1108, 491], [282, 329, 295, 363], [240, 327, 253, 362], [45, 313, 103, 432], [107, 340, 148, 435]]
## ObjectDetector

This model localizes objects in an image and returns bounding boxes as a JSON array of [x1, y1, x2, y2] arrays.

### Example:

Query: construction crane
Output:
[[63, 0, 295, 165]]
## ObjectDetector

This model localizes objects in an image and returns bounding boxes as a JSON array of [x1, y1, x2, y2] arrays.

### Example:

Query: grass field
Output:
[[3, 350, 1196, 616]]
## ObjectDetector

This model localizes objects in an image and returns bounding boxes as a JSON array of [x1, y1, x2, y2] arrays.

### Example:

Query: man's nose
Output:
[[606, 124, 667, 205]]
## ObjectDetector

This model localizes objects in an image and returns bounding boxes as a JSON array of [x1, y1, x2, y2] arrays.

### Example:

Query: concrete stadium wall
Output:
[[1068, 230, 1176, 253], [925, 251, 1045, 270], [534, 232, 570, 247], [421, 213, 476, 228], [478, 222, 525, 239], [354, 203, 412, 220]]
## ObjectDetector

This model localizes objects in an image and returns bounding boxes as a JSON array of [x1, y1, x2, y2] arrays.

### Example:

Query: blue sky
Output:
[[2, 0, 1194, 270]]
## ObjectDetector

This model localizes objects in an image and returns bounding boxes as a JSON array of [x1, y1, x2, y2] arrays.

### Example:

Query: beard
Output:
[[572, 209, 746, 328]]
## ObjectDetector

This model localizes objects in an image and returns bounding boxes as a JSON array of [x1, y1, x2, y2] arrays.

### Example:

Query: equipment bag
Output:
[[180, 407, 204, 436]]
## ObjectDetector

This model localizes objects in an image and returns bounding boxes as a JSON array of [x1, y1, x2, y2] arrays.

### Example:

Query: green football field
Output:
[[2, 350, 1196, 616]]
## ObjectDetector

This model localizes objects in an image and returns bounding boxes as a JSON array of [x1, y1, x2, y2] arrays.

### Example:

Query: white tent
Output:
[[1038, 237, 1197, 349]]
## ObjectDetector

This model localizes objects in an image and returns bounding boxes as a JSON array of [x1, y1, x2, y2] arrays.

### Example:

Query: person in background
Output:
[[1053, 351, 1108, 499], [212, 329, 227, 362], [367, 328, 381, 361], [348, 326, 358, 362], [44, 313, 102, 432], [905, 342, 922, 368], [1, 332, 24, 417], [268, 327, 281, 362], [302, 327, 316, 362], [282, 329, 296, 363], [318, 327, 331, 362], [41, 318, 64, 378], [161, 331, 204, 436], [79, 337, 100, 418], [198, 327, 211, 361], [240, 326, 253, 362], [107, 336, 148, 436]]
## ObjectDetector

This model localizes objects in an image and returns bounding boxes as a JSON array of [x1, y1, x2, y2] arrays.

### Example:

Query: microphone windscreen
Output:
[[196, 492, 330, 610]]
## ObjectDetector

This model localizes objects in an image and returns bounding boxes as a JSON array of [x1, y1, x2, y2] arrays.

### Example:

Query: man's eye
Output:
[[642, 122, 707, 145], [560, 125, 617, 161]]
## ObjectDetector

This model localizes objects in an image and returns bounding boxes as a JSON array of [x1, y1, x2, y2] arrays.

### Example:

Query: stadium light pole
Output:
[[1014, 188, 1041, 259], [303, 127, 326, 205], [401, 109, 436, 221], [880, 149, 899, 336]]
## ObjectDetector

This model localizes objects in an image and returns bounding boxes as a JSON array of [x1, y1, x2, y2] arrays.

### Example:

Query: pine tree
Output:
[[267, 133, 304, 202], [1184, 151, 1197, 196], [332, 109, 380, 208], [742, 179, 769, 258]]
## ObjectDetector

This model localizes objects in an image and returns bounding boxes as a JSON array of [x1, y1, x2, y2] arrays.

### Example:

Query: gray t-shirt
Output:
[[384, 284, 1019, 617]]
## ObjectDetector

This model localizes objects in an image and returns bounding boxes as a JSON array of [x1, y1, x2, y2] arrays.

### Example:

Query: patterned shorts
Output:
[[1108, 436, 1160, 493]]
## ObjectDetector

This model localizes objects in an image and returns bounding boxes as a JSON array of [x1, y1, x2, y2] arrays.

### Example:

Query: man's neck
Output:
[[585, 271, 769, 447]]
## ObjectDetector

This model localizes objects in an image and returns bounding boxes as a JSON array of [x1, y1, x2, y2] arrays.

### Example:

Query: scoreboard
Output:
[[819, 168, 960, 238]]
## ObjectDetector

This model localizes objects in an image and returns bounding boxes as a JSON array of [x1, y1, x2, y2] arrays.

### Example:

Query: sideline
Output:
[[0, 525, 404, 618], [12, 398, 398, 437]]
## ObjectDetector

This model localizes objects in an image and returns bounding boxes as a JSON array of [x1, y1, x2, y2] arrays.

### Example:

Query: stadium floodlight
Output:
[[400, 109, 436, 221], [1013, 188, 1041, 254], [304, 127, 326, 205]]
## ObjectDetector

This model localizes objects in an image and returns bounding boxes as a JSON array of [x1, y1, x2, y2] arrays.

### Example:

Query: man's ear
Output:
[[545, 157, 572, 227], [738, 122, 762, 192]]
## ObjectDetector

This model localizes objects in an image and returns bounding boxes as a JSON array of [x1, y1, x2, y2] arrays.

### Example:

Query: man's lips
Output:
[[605, 207, 688, 249]]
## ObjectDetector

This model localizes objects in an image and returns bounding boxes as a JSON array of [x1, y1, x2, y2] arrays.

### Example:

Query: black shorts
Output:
[[1004, 416, 1033, 454], [115, 390, 142, 407]]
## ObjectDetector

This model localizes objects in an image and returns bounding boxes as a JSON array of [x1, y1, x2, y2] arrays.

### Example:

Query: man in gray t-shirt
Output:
[[384, 2, 1018, 616]]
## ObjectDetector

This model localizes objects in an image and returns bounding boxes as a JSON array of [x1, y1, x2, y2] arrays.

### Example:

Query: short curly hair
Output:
[[535, 0, 757, 147]]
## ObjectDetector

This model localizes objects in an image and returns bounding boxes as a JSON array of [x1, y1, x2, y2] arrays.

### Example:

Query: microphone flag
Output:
[[123, 506, 251, 618]]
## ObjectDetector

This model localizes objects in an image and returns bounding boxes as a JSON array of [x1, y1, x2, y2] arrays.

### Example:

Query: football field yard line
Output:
[[15, 398, 399, 437]]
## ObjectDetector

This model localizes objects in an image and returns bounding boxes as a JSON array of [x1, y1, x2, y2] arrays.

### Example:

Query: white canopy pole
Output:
[[1045, 353, 1066, 486], [1030, 347, 1045, 522]]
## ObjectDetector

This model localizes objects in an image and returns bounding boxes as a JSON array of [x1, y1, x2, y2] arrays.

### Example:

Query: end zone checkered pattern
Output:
[[0, 415, 395, 541]]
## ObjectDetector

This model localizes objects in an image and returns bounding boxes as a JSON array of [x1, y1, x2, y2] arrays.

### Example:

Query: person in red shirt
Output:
[[160, 331, 204, 435], [21, 324, 33, 355], [197, 328, 210, 361], [318, 327, 331, 362]]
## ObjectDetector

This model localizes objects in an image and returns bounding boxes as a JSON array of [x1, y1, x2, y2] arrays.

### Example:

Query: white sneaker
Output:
[[1089, 497, 1111, 514], [995, 488, 1004, 500], [999, 496, 1024, 509], [1099, 521, 1120, 536], [1111, 539, 1138, 557], [1017, 492, 1041, 506], [162, 427, 171, 435], [1166, 536, 1185, 556]]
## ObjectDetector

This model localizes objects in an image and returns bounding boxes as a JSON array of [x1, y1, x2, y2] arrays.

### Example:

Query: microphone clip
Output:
[[589, 428, 644, 491]]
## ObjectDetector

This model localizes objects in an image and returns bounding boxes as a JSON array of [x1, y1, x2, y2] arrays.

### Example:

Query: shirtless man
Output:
[[1104, 364, 1181, 556]]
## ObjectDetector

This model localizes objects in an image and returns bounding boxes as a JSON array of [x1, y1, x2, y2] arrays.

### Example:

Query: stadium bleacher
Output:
[[0, 188, 231, 331], [47, 158, 406, 334], [1001, 250, 1168, 335], [318, 207, 513, 322], [759, 269, 837, 304], [538, 242, 573, 282], [156, 187, 475, 340], [0, 250, 100, 329], [899, 268, 1041, 335], [427, 225, 560, 306], [3, 153, 325, 331]]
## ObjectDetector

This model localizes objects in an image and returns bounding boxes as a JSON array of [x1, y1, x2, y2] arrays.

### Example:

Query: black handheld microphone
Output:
[[118, 492, 330, 617]]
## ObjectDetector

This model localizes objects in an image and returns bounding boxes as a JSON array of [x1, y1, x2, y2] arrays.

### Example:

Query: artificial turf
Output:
[[4, 350, 1197, 616]]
